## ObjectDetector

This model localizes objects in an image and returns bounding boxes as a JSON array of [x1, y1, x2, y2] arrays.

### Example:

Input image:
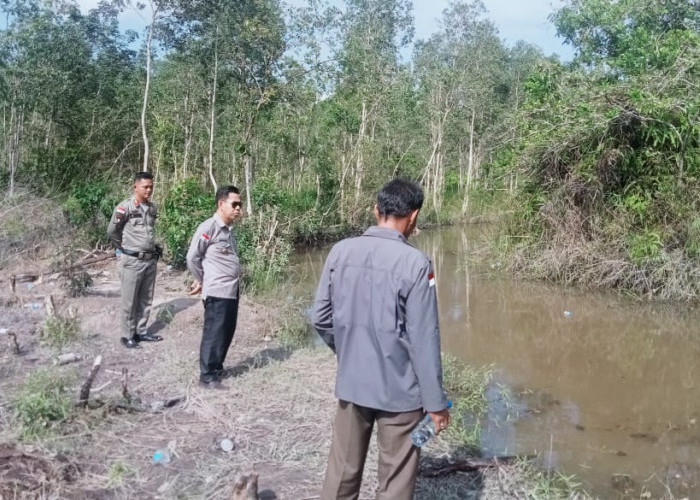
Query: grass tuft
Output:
[[107, 460, 135, 487], [440, 354, 493, 452], [12, 367, 75, 440], [42, 313, 81, 350]]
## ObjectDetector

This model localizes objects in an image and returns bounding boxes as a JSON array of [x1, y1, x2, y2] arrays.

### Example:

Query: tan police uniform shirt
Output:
[[107, 197, 158, 253]]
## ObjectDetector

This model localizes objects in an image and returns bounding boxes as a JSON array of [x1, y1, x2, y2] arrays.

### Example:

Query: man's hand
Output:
[[189, 280, 202, 295], [428, 408, 450, 435]]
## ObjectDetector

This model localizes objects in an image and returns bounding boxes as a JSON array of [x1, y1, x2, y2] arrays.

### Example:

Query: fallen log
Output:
[[54, 353, 82, 366], [9, 253, 116, 285]]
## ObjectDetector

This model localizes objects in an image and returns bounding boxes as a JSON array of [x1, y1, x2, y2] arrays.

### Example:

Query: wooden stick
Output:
[[78, 355, 102, 407], [45, 294, 56, 317], [8, 331, 20, 354], [121, 367, 131, 400]]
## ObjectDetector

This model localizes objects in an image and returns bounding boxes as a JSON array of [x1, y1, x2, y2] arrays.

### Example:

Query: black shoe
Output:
[[135, 333, 163, 342], [199, 379, 225, 390], [121, 337, 140, 349]]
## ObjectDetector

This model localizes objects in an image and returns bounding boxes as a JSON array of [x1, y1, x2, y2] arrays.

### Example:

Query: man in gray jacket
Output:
[[310, 179, 450, 500]]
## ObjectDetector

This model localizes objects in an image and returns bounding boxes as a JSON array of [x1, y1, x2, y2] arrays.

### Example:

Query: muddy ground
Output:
[[0, 255, 561, 499]]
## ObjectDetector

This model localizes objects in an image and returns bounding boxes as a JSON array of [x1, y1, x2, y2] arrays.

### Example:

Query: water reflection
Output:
[[290, 226, 700, 498]]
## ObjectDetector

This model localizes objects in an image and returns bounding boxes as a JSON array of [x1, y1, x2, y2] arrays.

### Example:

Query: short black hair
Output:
[[216, 185, 240, 204], [376, 179, 424, 217], [134, 171, 154, 182]]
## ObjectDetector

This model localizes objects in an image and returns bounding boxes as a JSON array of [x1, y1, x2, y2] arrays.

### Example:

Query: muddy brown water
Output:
[[289, 225, 700, 498]]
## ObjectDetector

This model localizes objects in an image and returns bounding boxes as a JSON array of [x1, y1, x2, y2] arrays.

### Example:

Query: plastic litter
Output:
[[410, 400, 452, 448], [220, 438, 234, 452], [152, 449, 171, 464], [152, 440, 176, 464]]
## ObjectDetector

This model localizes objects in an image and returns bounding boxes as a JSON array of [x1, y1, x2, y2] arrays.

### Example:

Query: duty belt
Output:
[[121, 248, 158, 261]]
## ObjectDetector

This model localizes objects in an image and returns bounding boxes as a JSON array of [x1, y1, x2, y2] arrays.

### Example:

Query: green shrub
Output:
[[42, 313, 81, 350], [13, 368, 75, 439], [108, 460, 135, 486], [628, 229, 663, 264], [160, 178, 215, 268], [62, 180, 120, 246], [273, 304, 311, 348], [236, 210, 292, 294]]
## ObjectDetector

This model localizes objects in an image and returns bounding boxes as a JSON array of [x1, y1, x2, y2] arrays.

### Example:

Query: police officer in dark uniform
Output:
[[107, 171, 163, 348]]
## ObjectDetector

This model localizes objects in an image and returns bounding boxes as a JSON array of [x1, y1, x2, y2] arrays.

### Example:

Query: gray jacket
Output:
[[186, 214, 240, 300], [107, 197, 157, 253], [310, 226, 447, 413]]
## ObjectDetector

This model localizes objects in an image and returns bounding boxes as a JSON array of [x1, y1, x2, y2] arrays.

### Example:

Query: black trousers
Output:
[[200, 296, 239, 382]]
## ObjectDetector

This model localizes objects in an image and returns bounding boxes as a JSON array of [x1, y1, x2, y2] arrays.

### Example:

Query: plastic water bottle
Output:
[[152, 449, 171, 464], [410, 400, 452, 448]]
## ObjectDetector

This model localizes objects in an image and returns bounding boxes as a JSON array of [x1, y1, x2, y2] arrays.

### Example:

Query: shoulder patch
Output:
[[116, 206, 126, 214], [428, 272, 436, 287], [201, 233, 211, 242]]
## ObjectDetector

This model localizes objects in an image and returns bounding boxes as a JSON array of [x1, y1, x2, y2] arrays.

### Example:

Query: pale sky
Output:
[[77, 0, 575, 61]]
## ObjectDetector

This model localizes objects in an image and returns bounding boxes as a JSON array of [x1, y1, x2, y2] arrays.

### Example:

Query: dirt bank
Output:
[[0, 257, 563, 499]]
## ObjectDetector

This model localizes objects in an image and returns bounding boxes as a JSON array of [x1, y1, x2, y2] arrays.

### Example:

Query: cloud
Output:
[[76, 0, 148, 36], [412, 0, 572, 59]]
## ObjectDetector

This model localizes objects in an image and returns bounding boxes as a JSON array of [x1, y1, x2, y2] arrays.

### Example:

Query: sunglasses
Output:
[[231, 201, 242, 209]]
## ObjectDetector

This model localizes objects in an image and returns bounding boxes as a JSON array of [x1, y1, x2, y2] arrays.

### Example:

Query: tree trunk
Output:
[[462, 110, 476, 215], [182, 94, 193, 178], [141, 3, 159, 173], [7, 104, 24, 197], [207, 28, 219, 191], [422, 104, 449, 211], [352, 101, 368, 223], [244, 152, 253, 216]]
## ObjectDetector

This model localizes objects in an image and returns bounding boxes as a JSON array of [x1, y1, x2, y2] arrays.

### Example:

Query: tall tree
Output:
[[413, 0, 507, 212]]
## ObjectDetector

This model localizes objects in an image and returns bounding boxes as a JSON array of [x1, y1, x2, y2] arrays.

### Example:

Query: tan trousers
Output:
[[120, 256, 157, 338], [321, 400, 423, 500]]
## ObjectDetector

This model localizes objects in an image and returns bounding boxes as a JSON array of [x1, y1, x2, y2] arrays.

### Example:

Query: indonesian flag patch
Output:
[[201, 233, 211, 242], [428, 272, 435, 287], [116, 206, 126, 214]]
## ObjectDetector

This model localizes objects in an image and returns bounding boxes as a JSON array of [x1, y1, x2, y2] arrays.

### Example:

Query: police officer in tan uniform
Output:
[[186, 185, 242, 389], [107, 171, 163, 348]]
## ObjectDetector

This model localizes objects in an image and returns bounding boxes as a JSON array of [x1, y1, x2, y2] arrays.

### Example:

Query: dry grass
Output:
[[0, 189, 67, 271], [510, 237, 700, 301], [0, 265, 591, 499]]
